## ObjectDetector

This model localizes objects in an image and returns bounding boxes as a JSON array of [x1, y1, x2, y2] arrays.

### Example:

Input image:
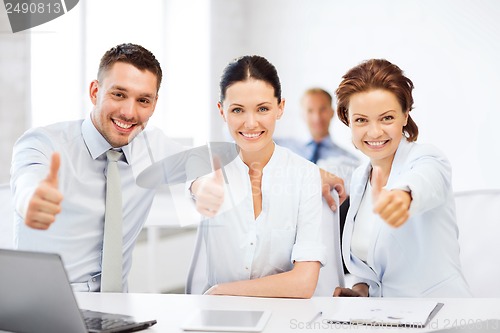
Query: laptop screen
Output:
[[0, 249, 156, 333], [0, 249, 88, 332]]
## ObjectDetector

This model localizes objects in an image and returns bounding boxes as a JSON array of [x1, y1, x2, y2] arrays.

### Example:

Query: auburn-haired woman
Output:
[[333, 59, 471, 297]]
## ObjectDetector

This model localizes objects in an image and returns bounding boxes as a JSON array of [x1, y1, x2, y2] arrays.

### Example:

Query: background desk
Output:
[[75, 293, 500, 332], [129, 186, 200, 293]]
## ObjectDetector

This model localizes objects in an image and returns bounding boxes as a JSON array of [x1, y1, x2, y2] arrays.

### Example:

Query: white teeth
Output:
[[114, 120, 133, 129], [242, 132, 261, 138], [366, 141, 387, 146]]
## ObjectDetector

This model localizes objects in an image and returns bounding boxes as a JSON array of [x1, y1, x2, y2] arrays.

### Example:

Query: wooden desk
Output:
[[75, 293, 500, 332]]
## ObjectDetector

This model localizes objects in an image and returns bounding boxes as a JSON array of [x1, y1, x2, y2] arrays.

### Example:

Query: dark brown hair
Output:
[[219, 55, 281, 104], [336, 59, 418, 142], [97, 43, 162, 92]]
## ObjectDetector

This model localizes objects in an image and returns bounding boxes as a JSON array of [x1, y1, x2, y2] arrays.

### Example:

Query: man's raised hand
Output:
[[25, 153, 63, 230]]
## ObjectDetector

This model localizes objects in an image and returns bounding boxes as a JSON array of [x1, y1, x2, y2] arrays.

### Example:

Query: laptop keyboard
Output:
[[84, 317, 135, 330], [82, 309, 136, 332]]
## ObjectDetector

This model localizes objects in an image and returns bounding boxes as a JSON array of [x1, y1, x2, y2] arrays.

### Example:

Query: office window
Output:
[[30, 0, 209, 145]]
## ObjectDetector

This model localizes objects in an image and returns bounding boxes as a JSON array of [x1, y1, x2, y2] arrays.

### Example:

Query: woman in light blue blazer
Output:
[[332, 59, 471, 297]]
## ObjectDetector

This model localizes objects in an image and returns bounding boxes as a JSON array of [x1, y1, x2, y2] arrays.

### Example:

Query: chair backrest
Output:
[[454, 189, 500, 297], [185, 190, 345, 296], [0, 183, 14, 249], [185, 220, 209, 294], [314, 189, 345, 296]]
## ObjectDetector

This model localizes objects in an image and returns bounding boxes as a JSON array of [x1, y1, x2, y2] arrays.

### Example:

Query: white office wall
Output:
[[29, 4, 83, 127], [209, 0, 500, 191]]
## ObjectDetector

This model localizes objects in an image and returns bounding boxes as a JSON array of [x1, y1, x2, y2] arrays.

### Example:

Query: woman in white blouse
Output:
[[190, 55, 326, 298], [333, 59, 471, 297]]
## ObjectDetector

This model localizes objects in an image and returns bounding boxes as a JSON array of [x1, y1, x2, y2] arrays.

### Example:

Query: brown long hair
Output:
[[336, 59, 418, 142]]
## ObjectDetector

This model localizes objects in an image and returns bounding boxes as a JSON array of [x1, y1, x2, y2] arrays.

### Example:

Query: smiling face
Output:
[[219, 79, 284, 162], [348, 89, 408, 170], [90, 62, 158, 148]]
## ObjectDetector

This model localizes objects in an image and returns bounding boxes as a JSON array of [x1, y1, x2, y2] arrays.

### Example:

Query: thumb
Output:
[[46, 152, 60, 187], [371, 166, 384, 201], [212, 155, 224, 185]]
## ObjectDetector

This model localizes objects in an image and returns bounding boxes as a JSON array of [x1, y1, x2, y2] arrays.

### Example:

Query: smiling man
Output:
[[276, 88, 360, 193], [10, 43, 183, 292]]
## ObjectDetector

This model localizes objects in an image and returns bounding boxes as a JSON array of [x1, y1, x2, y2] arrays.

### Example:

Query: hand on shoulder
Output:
[[319, 168, 346, 211]]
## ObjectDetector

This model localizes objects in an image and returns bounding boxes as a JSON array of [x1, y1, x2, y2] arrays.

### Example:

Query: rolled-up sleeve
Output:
[[291, 165, 326, 266]]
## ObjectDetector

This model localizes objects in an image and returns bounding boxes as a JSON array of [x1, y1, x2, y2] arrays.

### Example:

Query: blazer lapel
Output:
[[386, 138, 411, 187], [343, 138, 414, 289], [342, 162, 380, 283]]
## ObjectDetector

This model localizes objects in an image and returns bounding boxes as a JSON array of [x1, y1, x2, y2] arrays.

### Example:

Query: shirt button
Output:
[[245, 267, 249, 270], [92, 278, 96, 282], [250, 242, 254, 246]]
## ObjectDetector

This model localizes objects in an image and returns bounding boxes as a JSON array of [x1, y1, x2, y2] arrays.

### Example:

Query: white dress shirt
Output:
[[202, 144, 326, 288], [10, 115, 184, 291], [274, 136, 361, 194], [350, 181, 375, 262]]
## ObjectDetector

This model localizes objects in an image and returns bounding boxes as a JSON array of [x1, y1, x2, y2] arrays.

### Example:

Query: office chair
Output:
[[454, 189, 500, 297], [185, 189, 345, 296], [314, 189, 345, 296], [0, 183, 14, 249]]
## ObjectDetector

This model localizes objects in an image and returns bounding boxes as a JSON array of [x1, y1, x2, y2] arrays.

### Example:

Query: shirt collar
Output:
[[264, 142, 282, 171], [233, 142, 282, 172], [81, 114, 131, 164], [307, 135, 334, 149]]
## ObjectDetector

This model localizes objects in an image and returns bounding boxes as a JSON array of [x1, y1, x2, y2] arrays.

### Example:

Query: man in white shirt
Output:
[[275, 88, 361, 273], [10, 43, 183, 292], [275, 88, 360, 191]]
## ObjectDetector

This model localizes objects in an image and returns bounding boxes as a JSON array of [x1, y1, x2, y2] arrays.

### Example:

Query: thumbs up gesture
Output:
[[371, 166, 412, 228], [190, 156, 225, 217], [25, 153, 64, 230]]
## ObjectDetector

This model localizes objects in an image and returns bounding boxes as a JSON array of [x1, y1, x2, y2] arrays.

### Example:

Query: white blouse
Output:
[[350, 181, 375, 263], [203, 144, 326, 287]]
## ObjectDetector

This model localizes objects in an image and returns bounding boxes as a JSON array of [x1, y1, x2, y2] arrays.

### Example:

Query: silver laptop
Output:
[[0, 249, 157, 333]]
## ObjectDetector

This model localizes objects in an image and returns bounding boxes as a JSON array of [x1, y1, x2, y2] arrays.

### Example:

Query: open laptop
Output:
[[0, 249, 157, 333]]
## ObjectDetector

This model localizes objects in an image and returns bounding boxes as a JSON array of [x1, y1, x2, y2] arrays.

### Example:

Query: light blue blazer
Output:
[[343, 138, 472, 297]]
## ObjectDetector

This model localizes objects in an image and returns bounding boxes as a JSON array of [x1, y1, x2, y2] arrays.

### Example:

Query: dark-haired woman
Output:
[[190, 55, 326, 298]]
